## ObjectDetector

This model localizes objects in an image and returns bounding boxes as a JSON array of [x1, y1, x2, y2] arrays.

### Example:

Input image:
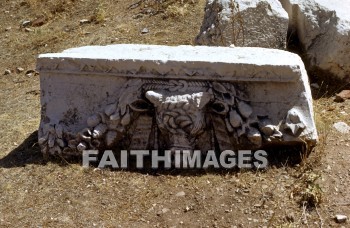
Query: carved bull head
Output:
[[145, 91, 212, 151]]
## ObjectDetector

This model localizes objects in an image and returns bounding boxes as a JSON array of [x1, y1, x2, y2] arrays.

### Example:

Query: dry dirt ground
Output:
[[1, 0, 350, 227]]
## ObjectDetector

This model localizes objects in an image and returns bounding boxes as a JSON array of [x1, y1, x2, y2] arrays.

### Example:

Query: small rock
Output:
[[161, 208, 169, 214], [333, 122, 350, 134], [32, 16, 46, 27], [25, 70, 38, 77], [4, 69, 11, 75], [24, 28, 33, 32], [16, 67, 24, 73], [156, 208, 169, 216], [311, 83, 320, 89], [5, 27, 12, 31], [335, 90, 350, 102], [141, 28, 149, 34], [22, 20, 31, 27], [176, 191, 186, 197], [80, 19, 91, 25], [184, 206, 192, 212], [335, 214, 347, 223]]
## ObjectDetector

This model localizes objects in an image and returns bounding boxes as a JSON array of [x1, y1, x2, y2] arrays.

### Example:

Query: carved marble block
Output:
[[37, 44, 317, 157]]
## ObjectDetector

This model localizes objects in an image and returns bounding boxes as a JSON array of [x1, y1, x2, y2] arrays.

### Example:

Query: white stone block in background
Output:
[[36, 44, 317, 157], [279, 0, 350, 81], [195, 0, 289, 49]]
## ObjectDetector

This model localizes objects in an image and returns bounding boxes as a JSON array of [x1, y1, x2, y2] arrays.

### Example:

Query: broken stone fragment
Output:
[[21, 20, 31, 27], [4, 69, 11, 75], [79, 19, 91, 25], [335, 214, 347, 223], [279, 0, 350, 81], [16, 67, 24, 73]]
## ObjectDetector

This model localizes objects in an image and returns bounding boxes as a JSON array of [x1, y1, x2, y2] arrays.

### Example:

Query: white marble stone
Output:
[[279, 0, 350, 81], [37, 44, 317, 156], [196, 0, 289, 49]]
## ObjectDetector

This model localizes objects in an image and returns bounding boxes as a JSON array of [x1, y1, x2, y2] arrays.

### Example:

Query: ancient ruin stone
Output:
[[279, 0, 350, 81], [196, 0, 289, 49], [36, 44, 317, 157]]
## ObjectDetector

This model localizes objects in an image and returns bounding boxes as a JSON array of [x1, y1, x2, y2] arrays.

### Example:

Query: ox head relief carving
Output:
[[145, 91, 212, 151]]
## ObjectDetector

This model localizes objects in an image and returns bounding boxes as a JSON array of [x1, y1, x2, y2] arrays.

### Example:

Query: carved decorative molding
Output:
[[38, 79, 305, 156]]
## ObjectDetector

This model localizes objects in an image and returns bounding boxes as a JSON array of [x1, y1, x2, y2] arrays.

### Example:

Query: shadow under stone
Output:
[[0, 131, 46, 168]]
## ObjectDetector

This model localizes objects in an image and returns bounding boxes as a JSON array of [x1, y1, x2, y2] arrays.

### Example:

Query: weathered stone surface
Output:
[[37, 44, 317, 157], [279, 0, 350, 81], [195, 0, 289, 49], [335, 214, 348, 223], [333, 122, 350, 134]]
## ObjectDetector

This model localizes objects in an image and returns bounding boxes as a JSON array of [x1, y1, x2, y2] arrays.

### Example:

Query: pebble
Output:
[[176, 191, 186, 197], [5, 27, 12, 31], [333, 122, 350, 134], [161, 208, 169, 214], [16, 67, 24, 73], [22, 20, 31, 27], [4, 69, 11, 75], [156, 208, 169, 216], [141, 28, 149, 34], [335, 214, 347, 223], [335, 90, 350, 102], [79, 19, 91, 25], [24, 28, 33, 32]]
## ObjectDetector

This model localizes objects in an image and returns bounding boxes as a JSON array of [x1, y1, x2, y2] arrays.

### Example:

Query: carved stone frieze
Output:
[[37, 44, 318, 157]]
